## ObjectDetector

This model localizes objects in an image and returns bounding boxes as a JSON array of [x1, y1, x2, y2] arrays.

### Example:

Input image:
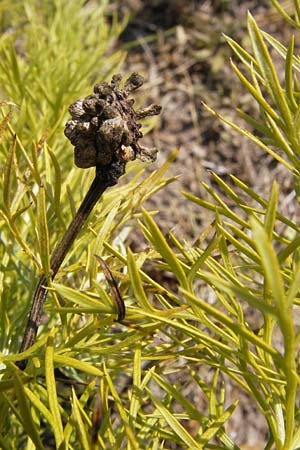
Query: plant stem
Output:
[[17, 172, 114, 369]]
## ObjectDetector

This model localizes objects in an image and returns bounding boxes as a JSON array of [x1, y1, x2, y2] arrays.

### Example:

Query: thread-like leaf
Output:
[[199, 402, 238, 445], [183, 289, 278, 357], [53, 354, 103, 376], [147, 389, 203, 450], [103, 363, 139, 450], [248, 12, 293, 128], [37, 182, 50, 277], [127, 248, 155, 312], [52, 283, 114, 314], [14, 373, 44, 450], [129, 342, 142, 424], [3, 134, 16, 214], [285, 36, 298, 112], [264, 182, 278, 240], [141, 209, 189, 290], [251, 217, 286, 312], [72, 387, 91, 450], [202, 102, 297, 174], [24, 387, 55, 429], [45, 329, 64, 448]]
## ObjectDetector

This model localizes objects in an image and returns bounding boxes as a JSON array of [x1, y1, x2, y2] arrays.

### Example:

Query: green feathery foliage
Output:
[[1, 1, 300, 449]]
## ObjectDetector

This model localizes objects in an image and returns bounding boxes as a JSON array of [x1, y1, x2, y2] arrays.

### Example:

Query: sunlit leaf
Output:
[[45, 329, 64, 448]]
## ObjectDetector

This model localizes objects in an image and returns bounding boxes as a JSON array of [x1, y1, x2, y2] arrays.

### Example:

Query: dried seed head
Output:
[[116, 145, 135, 163], [124, 72, 144, 92], [64, 73, 162, 178], [68, 99, 85, 119]]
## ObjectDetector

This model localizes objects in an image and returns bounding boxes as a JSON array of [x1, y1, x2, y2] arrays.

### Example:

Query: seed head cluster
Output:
[[64, 73, 161, 176]]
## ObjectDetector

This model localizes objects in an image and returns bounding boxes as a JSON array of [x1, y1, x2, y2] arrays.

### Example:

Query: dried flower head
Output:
[[64, 73, 161, 176], [18, 73, 161, 368]]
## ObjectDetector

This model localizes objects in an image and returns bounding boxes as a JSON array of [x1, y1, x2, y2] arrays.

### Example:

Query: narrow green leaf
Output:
[[129, 342, 142, 424], [168, 230, 194, 262], [230, 60, 280, 123], [210, 172, 245, 205], [47, 146, 62, 212], [251, 217, 286, 311], [37, 182, 50, 277], [45, 329, 64, 448], [264, 29, 299, 66], [14, 133, 39, 183], [180, 288, 279, 357], [231, 175, 298, 231], [24, 387, 55, 429], [237, 107, 271, 136], [141, 209, 189, 290], [10, 202, 32, 222], [127, 248, 155, 312], [87, 201, 120, 281], [264, 182, 278, 239], [219, 223, 260, 263], [278, 234, 300, 264], [187, 233, 220, 285], [103, 363, 139, 450], [31, 140, 42, 182], [202, 103, 297, 175], [248, 12, 293, 128], [2, 333, 48, 364], [3, 134, 16, 213], [285, 36, 298, 112], [52, 283, 114, 313], [200, 402, 238, 445], [217, 220, 235, 276], [198, 271, 275, 315], [54, 354, 103, 376], [291, 427, 300, 449], [14, 373, 44, 450], [183, 189, 249, 229], [202, 181, 263, 223], [209, 370, 220, 416], [72, 387, 91, 450], [151, 372, 205, 422], [269, 0, 299, 27], [267, 115, 300, 164], [225, 35, 260, 74], [147, 389, 203, 450]]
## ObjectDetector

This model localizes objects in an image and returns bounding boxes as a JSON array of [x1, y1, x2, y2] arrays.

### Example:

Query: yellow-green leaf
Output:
[[127, 248, 155, 312], [37, 182, 50, 277], [14, 373, 44, 450], [45, 329, 64, 448]]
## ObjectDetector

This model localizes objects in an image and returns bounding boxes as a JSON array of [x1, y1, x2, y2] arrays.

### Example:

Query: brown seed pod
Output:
[[64, 73, 162, 173]]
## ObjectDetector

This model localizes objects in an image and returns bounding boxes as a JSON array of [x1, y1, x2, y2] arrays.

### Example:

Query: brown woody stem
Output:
[[17, 165, 123, 370]]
